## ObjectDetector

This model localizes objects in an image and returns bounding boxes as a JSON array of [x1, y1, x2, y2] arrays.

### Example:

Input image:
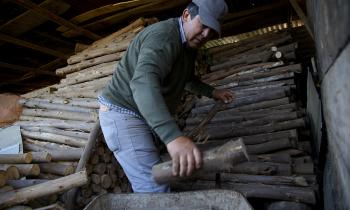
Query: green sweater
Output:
[[101, 18, 214, 144]]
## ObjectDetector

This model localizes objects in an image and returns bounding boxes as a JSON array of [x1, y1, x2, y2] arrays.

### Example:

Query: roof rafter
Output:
[[13, 0, 101, 40]]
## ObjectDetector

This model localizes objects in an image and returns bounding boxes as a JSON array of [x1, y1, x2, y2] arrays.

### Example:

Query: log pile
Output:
[[3, 18, 155, 209], [74, 135, 132, 208], [174, 31, 318, 208]]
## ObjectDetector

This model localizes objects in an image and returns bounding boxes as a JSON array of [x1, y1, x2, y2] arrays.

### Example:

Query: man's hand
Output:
[[166, 136, 202, 177], [212, 89, 235, 104]]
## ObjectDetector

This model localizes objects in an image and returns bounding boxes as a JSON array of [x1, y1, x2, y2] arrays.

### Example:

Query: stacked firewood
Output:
[[1, 18, 156, 209], [75, 135, 132, 208], [175, 31, 318, 209]]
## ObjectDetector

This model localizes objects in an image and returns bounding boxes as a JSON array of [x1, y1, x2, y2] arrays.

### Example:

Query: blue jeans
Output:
[[99, 104, 169, 192]]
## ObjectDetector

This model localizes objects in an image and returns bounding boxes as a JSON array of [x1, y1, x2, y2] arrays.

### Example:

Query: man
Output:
[[99, 0, 234, 193]]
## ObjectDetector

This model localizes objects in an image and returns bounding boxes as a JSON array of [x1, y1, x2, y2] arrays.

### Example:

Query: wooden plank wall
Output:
[[307, 0, 350, 209]]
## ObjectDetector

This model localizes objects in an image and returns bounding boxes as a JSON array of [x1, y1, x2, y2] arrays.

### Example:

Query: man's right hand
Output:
[[166, 136, 202, 177]]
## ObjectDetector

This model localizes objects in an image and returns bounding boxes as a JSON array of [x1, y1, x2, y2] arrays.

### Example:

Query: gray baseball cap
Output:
[[192, 0, 228, 35]]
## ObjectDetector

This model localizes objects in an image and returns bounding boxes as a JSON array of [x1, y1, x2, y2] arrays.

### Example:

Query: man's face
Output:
[[182, 10, 215, 49]]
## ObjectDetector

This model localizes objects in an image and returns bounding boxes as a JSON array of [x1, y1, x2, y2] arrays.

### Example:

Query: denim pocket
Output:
[[99, 110, 121, 153]]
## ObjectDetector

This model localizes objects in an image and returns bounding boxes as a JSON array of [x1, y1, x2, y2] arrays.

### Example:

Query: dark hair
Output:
[[187, 2, 199, 19]]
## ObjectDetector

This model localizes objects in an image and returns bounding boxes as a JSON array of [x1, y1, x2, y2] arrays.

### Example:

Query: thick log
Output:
[[16, 120, 93, 132], [39, 163, 74, 176], [0, 153, 32, 164], [24, 138, 80, 151], [67, 37, 131, 64], [21, 130, 87, 147], [191, 88, 289, 115], [246, 138, 296, 154], [186, 111, 301, 131], [101, 174, 112, 189], [23, 140, 83, 161], [220, 173, 309, 187], [21, 126, 89, 139], [152, 139, 249, 184], [90, 174, 100, 184], [56, 52, 123, 76], [22, 108, 97, 122], [53, 89, 100, 99], [293, 163, 314, 175], [211, 64, 302, 87], [250, 153, 291, 164], [187, 105, 296, 126], [25, 97, 98, 109], [85, 17, 147, 49], [206, 118, 305, 139], [18, 98, 97, 114], [6, 179, 48, 189], [266, 201, 312, 210], [223, 183, 315, 204], [4, 166, 20, 180], [216, 73, 295, 90], [3, 164, 40, 176], [58, 62, 117, 87], [59, 73, 111, 90], [229, 162, 291, 175], [29, 152, 51, 163], [195, 81, 293, 108], [0, 170, 88, 209], [203, 61, 284, 83], [36, 173, 61, 180]]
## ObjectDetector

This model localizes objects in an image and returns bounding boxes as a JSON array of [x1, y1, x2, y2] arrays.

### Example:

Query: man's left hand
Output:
[[212, 89, 235, 104]]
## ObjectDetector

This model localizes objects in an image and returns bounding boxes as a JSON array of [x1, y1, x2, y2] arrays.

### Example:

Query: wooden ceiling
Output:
[[0, 0, 306, 94]]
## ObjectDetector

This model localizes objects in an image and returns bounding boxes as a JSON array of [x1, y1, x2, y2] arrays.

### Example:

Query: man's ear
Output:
[[182, 9, 191, 23]]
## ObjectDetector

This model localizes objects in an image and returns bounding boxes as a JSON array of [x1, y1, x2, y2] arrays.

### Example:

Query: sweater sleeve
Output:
[[130, 33, 183, 144], [185, 74, 215, 98]]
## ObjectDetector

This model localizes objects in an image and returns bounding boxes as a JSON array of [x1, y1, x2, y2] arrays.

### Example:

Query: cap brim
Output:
[[199, 8, 221, 36]]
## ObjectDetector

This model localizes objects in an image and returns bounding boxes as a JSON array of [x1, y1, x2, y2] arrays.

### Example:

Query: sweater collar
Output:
[[178, 17, 187, 45]]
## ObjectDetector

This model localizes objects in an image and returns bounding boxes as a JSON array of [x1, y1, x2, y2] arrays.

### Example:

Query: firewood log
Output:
[[18, 98, 96, 113], [0, 170, 88, 209], [6, 179, 48, 189], [152, 139, 249, 184], [29, 152, 52, 163], [22, 108, 97, 122], [21, 130, 87, 147], [2, 164, 40, 176], [21, 126, 89, 139], [56, 53, 123, 76], [3, 166, 20, 180], [39, 163, 74, 176], [0, 153, 32, 164]]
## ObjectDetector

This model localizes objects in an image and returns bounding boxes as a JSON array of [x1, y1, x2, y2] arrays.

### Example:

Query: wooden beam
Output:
[[224, 0, 287, 21], [13, 0, 101, 40], [289, 0, 314, 39], [0, 0, 70, 37], [0, 33, 68, 59], [56, 0, 155, 33], [0, 61, 59, 76], [62, 0, 189, 37]]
